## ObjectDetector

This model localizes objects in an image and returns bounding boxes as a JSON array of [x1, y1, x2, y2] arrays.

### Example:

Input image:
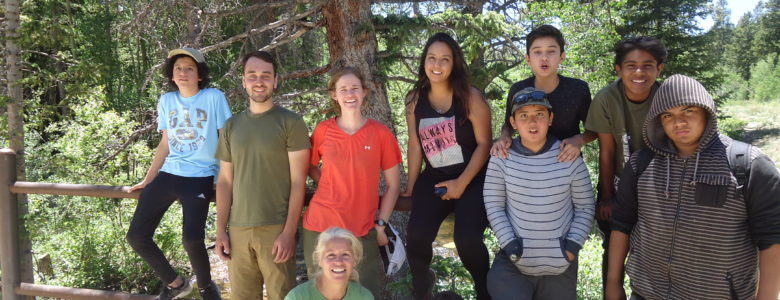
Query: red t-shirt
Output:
[[304, 118, 402, 236]]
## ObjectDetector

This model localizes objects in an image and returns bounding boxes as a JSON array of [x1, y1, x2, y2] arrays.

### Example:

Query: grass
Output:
[[720, 99, 780, 168]]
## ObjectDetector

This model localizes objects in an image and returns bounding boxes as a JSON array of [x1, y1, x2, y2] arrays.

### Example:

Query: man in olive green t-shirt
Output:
[[584, 37, 666, 294], [214, 50, 310, 300]]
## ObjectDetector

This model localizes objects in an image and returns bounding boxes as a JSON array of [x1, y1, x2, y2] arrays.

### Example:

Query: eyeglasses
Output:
[[513, 90, 546, 105]]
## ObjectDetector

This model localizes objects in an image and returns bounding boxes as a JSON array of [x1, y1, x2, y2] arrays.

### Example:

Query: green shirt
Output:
[[284, 280, 374, 300], [585, 79, 659, 175], [215, 106, 310, 226]]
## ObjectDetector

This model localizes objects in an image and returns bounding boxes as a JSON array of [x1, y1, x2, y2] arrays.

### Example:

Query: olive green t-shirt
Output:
[[585, 79, 659, 175], [215, 106, 310, 227], [284, 280, 373, 300]]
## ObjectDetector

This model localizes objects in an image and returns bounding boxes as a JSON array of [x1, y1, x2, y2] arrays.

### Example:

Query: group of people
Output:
[[124, 23, 780, 300]]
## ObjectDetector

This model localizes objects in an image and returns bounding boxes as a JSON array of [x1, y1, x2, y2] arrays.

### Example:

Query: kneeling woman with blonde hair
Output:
[[286, 227, 374, 300]]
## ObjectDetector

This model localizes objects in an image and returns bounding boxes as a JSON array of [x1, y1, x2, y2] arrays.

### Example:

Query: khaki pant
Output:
[[302, 228, 384, 299], [228, 225, 295, 300]]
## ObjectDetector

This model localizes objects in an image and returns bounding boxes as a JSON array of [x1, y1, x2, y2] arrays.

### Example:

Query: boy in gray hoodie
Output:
[[484, 87, 595, 299], [607, 74, 780, 300]]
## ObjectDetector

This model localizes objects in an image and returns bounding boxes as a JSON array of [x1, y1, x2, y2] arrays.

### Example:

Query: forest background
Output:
[[1, 0, 780, 299]]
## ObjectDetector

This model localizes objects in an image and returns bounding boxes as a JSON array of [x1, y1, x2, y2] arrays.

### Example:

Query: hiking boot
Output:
[[156, 277, 192, 300], [198, 281, 222, 300]]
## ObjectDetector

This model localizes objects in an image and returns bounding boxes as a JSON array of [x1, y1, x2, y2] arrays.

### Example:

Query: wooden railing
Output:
[[0, 149, 411, 300], [0, 149, 154, 299]]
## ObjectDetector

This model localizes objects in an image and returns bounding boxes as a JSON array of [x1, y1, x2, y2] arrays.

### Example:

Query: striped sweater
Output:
[[612, 74, 780, 299], [484, 138, 595, 276]]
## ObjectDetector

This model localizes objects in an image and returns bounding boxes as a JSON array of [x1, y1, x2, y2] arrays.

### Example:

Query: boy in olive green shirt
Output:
[[584, 36, 666, 293], [215, 50, 310, 299]]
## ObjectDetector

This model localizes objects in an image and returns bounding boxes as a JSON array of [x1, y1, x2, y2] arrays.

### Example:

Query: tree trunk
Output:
[[5, 0, 35, 293], [322, 0, 394, 132], [5, 0, 22, 165], [1, 53, 6, 146]]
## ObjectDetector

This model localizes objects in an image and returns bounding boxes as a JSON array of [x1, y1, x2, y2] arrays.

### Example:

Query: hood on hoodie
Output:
[[642, 74, 719, 157]]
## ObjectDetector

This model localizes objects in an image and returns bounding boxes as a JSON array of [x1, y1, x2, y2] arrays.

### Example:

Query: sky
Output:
[[728, 0, 761, 24], [700, 0, 762, 30]]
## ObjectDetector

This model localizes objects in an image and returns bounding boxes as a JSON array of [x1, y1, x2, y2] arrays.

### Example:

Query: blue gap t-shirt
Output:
[[157, 88, 232, 177]]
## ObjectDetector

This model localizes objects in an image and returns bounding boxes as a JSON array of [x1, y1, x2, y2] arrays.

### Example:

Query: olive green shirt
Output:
[[585, 79, 659, 175], [216, 106, 310, 226]]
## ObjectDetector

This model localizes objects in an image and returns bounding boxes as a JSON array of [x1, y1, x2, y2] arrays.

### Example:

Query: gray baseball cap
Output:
[[511, 87, 552, 114], [167, 47, 205, 63]]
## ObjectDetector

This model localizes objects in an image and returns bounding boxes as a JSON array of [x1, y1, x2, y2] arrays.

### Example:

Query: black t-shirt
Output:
[[503, 75, 592, 140], [414, 91, 477, 179]]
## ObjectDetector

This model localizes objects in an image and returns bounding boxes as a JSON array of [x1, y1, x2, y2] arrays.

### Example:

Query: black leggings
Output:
[[407, 171, 491, 300], [126, 172, 213, 287]]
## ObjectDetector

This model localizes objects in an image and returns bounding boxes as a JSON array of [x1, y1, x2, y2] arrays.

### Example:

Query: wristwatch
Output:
[[374, 219, 388, 227]]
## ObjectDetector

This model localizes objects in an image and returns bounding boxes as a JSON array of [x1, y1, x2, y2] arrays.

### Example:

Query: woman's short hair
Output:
[[312, 227, 363, 281], [327, 66, 369, 114]]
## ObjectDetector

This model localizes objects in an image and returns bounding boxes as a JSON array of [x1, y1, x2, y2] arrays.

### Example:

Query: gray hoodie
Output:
[[611, 74, 780, 299]]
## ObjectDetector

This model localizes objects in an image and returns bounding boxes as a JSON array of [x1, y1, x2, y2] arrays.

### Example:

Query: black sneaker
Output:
[[198, 281, 222, 300], [156, 277, 192, 300]]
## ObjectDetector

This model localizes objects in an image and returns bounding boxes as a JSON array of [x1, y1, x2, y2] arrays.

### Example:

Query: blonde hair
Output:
[[312, 227, 363, 281], [327, 67, 369, 114]]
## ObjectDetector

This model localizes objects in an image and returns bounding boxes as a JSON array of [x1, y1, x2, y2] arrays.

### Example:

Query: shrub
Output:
[[749, 54, 780, 102]]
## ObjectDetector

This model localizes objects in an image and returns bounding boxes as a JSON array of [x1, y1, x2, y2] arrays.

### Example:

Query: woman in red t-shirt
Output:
[[302, 67, 402, 298]]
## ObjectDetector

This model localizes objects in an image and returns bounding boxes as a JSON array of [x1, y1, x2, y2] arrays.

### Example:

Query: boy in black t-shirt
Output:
[[491, 25, 596, 162]]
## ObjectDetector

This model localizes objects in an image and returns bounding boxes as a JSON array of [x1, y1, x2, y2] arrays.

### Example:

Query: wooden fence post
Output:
[[0, 148, 21, 300]]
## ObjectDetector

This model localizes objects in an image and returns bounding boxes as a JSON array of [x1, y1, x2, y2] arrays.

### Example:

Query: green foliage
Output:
[[718, 116, 748, 140], [748, 54, 780, 102], [724, 13, 757, 80], [751, 0, 780, 61], [720, 0, 780, 82], [576, 233, 604, 300], [706, 0, 734, 63]]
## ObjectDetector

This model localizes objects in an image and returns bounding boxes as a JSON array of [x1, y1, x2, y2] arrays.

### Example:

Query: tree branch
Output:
[[259, 25, 314, 53], [99, 122, 157, 168], [202, 1, 294, 18], [276, 87, 327, 102], [199, 1, 325, 54], [118, 2, 157, 30], [280, 64, 331, 80], [22, 50, 78, 66], [491, 0, 519, 12], [383, 76, 416, 84]]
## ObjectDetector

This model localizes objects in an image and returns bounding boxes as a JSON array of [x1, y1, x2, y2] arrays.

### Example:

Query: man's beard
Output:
[[249, 92, 272, 103]]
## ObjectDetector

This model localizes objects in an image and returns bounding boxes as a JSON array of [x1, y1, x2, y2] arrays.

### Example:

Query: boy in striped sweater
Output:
[[484, 87, 596, 299]]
